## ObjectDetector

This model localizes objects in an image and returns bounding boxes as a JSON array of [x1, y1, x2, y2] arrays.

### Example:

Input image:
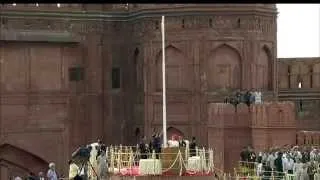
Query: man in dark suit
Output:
[[26, 172, 36, 180], [153, 133, 162, 159], [178, 136, 186, 148], [189, 137, 197, 157], [240, 147, 249, 162], [274, 152, 284, 178], [139, 136, 148, 159]]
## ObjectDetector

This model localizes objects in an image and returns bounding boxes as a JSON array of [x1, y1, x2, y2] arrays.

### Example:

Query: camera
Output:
[[72, 146, 92, 166]]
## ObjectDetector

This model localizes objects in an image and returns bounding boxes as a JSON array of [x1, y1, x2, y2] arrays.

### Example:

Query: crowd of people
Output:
[[13, 136, 197, 180], [240, 145, 320, 180], [224, 89, 263, 109], [14, 162, 57, 180], [139, 133, 162, 159], [14, 139, 108, 180], [138, 134, 197, 159], [68, 139, 108, 180]]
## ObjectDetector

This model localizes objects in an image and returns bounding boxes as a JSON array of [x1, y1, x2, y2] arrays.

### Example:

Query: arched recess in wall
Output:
[[133, 48, 143, 90], [207, 44, 241, 90], [277, 63, 289, 89], [256, 46, 272, 90], [297, 75, 303, 88], [155, 45, 193, 91], [0, 144, 48, 178], [299, 64, 311, 88], [167, 127, 184, 139], [288, 65, 292, 88], [313, 63, 320, 88], [309, 65, 313, 88]]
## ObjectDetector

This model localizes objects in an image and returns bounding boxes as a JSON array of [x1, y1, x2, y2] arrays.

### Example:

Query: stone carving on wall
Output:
[[77, 21, 104, 34], [134, 15, 246, 36], [232, 15, 275, 41], [254, 17, 261, 32], [213, 16, 231, 29], [1, 17, 106, 35], [111, 4, 129, 10], [129, 14, 275, 43], [7, 18, 55, 31]]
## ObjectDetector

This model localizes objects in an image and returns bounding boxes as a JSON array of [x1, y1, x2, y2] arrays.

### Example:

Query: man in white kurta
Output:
[[282, 155, 289, 174], [168, 135, 179, 147], [267, 152, 277, 170], [310, 149, 317, 161], [293, 159, 304, 180], [97, 150, 108, 179], [314, 167, 320, 180], [69, 160, 79, 179], [254, 91, 262, 104], [88, 143, 99, 180], [286, 156, 294, 174]]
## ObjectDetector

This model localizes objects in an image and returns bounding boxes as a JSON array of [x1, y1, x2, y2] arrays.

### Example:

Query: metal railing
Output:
[[233, 161, 297, 180]]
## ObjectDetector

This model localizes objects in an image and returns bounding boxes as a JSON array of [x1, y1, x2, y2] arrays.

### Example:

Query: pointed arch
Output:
[[155, 45, 186, 65], [167, 127, 184, 139], [0, 143, 48, 179], [288, 65, 292, 88], [155, 45, 193, 91], [207, 44, 242, 90], [313, 63, 320, 88], [256, 45, 273, 90], [133, 48, 139, 65], [297, 74, 303, 88], [309, 64, 313, 88], [297, 63, 312, 88], [133, 48, 143, 90]]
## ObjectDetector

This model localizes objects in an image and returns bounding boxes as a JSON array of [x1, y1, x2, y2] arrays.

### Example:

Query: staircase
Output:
[[278, 89, 320, 101]]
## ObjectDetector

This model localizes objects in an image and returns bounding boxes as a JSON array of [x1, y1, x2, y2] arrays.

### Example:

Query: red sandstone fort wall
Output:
[[3, 4, 315, 178], [207, 102, 296, 172], [278, 57, 320, 89]]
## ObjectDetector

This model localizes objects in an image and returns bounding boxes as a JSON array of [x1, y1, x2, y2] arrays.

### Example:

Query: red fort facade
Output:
[[0, 4, 319, 178]]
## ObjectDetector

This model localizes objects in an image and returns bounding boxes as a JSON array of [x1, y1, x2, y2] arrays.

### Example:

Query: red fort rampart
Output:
[[207, 102, 296, 172]]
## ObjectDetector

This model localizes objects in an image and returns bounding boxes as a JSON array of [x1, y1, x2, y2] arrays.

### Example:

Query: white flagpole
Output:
[[161, 16, 167, 148]]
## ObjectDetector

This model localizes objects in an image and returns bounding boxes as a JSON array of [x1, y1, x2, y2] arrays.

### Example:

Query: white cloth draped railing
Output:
[[105, 145, 214, 176], [139, 159, 162, 175]]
